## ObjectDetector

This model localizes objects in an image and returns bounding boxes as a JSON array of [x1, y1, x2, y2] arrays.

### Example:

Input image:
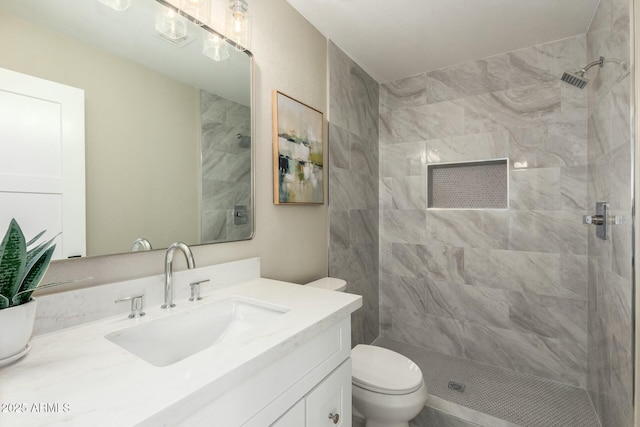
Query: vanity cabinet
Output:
[[270, 360, 351, 427], [304, 359, 351, 427], [1, 273, 362, 427], [165, 317, 353, 427], [272, 399, 305, 427]]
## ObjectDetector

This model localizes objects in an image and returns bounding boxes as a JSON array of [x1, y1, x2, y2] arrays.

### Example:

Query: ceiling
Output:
[[286, 0, 600, 82]]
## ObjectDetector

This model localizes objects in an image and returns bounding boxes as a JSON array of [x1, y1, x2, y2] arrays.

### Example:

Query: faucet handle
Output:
[[115, 294, 145, 318], [189, 279, 210, 301]]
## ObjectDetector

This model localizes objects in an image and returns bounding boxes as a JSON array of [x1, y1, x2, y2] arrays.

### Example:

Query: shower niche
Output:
[[427, 158, 508, 209]]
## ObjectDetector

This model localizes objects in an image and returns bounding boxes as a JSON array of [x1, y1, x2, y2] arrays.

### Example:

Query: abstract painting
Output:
[[272, 91, 324, 204]]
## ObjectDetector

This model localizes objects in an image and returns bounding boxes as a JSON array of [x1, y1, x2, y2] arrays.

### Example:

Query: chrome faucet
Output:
[[162, 242, 195, 309], [131, 237, 152, 252]]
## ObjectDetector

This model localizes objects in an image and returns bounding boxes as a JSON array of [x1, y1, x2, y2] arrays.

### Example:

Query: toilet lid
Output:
[[351, 345, 424, 395]]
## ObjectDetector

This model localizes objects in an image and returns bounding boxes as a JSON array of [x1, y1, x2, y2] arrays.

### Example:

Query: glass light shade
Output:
[[203, 34, 230, 61], [155, 4, 187, 40], [225, 0, 250, 51], [98, 0, 132, 11], [180, 0, 211, 26]]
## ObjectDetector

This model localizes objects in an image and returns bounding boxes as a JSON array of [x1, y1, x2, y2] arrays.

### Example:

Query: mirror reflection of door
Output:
[[0, 67, 86, 259]]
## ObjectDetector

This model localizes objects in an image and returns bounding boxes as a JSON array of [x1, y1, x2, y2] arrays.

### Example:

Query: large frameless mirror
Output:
[[0, 0, 254, 261]]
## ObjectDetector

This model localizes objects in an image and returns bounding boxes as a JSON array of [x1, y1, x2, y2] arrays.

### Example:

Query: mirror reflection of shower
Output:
[[561, 55, 627, 88], [237, 133, 251, 148]]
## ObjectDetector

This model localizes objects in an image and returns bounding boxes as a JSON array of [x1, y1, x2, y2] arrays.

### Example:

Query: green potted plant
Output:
[[0, 218, 57, 361]]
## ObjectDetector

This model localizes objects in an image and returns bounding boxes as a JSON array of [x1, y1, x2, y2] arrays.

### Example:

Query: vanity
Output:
[[0, 258, 361, 426]]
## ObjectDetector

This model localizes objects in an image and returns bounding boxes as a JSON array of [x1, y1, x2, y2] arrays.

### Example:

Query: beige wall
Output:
[[0, 11, 201, 257], [6, 0, 328, 291]]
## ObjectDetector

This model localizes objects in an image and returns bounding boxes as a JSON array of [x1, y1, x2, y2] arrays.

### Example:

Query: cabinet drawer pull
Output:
[[328, 412, 340, 424]]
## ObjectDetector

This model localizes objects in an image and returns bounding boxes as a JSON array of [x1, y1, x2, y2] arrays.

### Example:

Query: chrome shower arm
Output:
[[580, 56, 604, 74]]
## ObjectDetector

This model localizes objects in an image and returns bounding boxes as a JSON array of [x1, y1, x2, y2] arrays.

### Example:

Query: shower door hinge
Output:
[[583, 202, 608, 240]]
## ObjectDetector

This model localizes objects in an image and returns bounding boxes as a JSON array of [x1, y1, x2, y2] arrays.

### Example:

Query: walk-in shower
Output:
[[324, 0, 636, 424], [328, 1, 635, 425]]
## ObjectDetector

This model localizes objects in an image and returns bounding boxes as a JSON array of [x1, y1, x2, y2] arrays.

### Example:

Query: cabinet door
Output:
[[271, 399, 305, 427], [306, 359, 351, 427]]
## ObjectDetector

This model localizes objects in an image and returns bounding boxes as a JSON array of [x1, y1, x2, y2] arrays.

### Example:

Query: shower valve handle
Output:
[[583, 215, 604, 226], [583, 202, 609, 240]]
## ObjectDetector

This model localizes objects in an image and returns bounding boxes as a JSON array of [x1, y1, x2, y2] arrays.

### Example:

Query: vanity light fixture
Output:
[[98, 0, 132, 11], [226, 0, 250, 51], [155, 3, 188, 40], [180, 0, 211, 26], [203, 33, 230, 61]]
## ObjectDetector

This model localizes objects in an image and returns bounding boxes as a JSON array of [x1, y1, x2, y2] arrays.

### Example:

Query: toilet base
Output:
[[354, 409, 411, 427], [365, 420, 409, 427], [353, 380, 427, 427]]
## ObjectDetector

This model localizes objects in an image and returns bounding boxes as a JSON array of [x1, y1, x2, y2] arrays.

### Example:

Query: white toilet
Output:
[[306, 278, 428, 427]]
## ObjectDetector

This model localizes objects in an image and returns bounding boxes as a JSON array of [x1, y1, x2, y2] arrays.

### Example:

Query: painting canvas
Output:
[[272, 91, 324, 205]]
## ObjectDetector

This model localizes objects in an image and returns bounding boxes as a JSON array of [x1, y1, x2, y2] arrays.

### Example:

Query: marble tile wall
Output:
[[328, 41, 380, 346], [585, 0, 634, 425], [200, 91, 252, 243], [379, 35, 593, 387]]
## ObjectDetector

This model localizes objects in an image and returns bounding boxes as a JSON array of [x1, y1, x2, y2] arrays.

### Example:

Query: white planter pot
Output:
[[0, 298, 37, 360]]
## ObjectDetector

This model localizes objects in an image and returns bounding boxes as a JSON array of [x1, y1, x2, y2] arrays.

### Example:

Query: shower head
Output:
[[560, 56, 604, 89], [561, 70, 589, 89]]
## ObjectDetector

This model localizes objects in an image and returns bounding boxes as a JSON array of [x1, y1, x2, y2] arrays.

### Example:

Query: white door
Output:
[[0, 67, 85, 259]]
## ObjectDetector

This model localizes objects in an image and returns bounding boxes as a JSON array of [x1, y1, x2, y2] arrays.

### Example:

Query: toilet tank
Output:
[[305, 277, 347, 292]]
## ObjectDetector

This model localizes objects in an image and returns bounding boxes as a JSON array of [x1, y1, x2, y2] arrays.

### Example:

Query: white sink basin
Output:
[[105, 296, 289, 367]]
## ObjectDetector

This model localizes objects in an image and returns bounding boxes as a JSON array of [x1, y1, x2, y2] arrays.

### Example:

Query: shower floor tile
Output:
[[374, 337, 601, 427]]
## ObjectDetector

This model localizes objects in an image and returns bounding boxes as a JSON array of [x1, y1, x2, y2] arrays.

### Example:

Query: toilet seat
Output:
[[351, 345, 424, 395]]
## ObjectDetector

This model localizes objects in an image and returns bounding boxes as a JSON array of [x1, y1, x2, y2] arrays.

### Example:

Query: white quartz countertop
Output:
[[0, 278, 362, 426]]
